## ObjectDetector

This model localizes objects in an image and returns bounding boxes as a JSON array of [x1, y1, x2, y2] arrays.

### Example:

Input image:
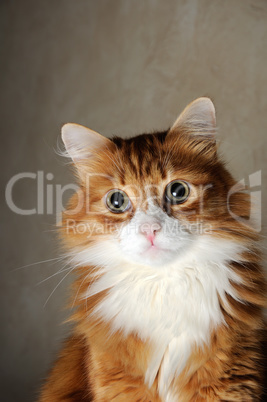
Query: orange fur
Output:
[[39, 99, 266, 401]]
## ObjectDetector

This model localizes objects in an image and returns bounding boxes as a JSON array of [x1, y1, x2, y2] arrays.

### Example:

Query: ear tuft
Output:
[[170, 97, 216, 137], [61, 123, 111, 163]]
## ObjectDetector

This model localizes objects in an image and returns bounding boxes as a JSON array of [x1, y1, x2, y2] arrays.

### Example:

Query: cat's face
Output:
[[61, 98, 243, 269], [84, 135, 218, 268]]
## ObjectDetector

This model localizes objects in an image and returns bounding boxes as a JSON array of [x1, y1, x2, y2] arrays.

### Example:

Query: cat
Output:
[[39, 98, 266, 401]]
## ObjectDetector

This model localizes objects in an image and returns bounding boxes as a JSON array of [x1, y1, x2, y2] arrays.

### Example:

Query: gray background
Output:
[[1, 1, 267, 401]]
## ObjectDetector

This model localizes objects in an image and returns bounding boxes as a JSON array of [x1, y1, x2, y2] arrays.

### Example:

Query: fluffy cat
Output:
[[39, 98, 266, 401]]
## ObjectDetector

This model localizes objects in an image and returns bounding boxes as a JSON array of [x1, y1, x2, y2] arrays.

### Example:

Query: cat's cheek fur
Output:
[[75, 235, 243, 400]]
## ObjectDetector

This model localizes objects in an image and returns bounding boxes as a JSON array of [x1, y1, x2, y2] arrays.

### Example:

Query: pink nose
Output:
[[140, 223, 161, 245]]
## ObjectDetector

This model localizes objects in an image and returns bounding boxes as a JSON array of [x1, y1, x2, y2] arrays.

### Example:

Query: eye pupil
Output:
[[110, 192, 124, 208], [170, 183, 186, 198], [166, 180, 189, 204], [106, 189, 130, 213]]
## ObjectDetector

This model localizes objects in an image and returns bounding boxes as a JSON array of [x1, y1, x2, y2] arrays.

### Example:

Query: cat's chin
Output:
[[142, 244, 168, 258], [123, 245, 179, 267]]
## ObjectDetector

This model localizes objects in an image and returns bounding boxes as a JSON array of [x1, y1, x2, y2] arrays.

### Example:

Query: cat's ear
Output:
[[168, 97, 217, 158], [170, 97, 216, 137], [61, 123, 111, 163], [61, 123, 112, 181]]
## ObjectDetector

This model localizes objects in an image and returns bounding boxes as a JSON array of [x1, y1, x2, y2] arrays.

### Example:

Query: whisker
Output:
[[36, 265, 73, 286], [12, 256, 68, 272], [43, 266, 76, 308], [71, 271, 92, 309]]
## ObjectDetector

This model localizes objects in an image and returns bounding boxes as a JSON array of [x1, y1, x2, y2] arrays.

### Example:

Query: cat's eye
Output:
[[105, 189, 131, 213], [165, 180, 190, 204]]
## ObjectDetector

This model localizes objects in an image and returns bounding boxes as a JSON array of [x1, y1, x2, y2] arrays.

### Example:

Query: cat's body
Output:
[[39, 98, 266, 401]]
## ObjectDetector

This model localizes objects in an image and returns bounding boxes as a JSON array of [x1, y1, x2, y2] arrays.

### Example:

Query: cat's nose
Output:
[[140, 222, 161, 245]]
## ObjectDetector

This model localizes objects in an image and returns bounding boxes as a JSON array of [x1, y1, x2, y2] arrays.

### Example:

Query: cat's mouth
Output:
[[143, 244, 159, 254], [141, 242, 172, 260]]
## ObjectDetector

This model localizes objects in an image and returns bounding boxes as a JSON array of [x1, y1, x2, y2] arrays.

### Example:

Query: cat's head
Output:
[[61, 98, 249, 269]]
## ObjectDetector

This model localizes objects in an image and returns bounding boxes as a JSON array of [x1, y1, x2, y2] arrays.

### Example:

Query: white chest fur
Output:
[[80, 236, 242, 399]]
